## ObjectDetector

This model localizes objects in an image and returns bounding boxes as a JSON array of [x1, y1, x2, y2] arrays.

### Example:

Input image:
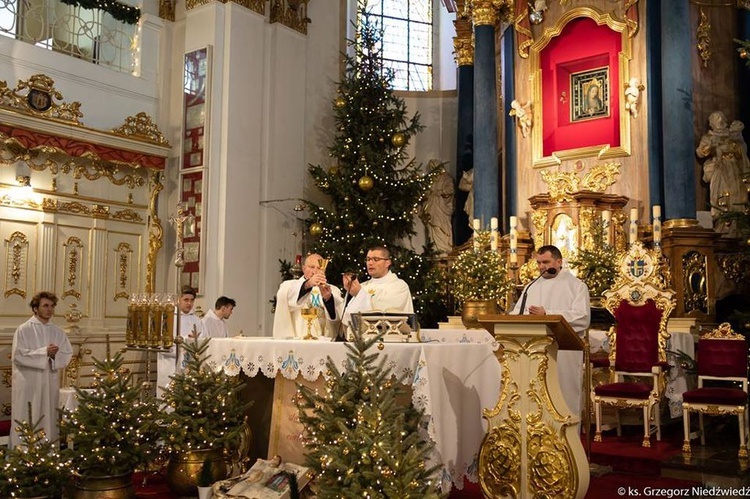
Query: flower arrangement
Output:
[[449, 230, 514, 309]]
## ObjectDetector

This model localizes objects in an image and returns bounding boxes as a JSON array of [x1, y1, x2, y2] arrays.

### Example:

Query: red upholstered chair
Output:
[[592, 242, 675, 448], [682, 323, 749, 459]]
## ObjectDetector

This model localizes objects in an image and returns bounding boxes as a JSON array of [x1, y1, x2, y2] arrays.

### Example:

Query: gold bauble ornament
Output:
[[358, 175, 374, 191], [328, 165, 339, 175], [334, 97, 346, 108], [741, 48, 748, 60], [347, 222, 355, 229], [377, 342, 385, 351], [343, 447, 350, 455], [309, 222, 323, 237], [391, 132, 406, 147]]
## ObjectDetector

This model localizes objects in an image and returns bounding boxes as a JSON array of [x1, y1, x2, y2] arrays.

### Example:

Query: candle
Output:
[[629, 207, 638, 245], [652, 205, 662, 246], [473, 218, 480, 231], [601, 210, 611, 246], [490, 217, 498, 229], [509, 216, 518, 263], [473, 218, 480, 252]]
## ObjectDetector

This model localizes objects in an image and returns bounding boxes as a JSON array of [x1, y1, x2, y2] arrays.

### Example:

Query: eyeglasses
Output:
[[365, 257, 390, 263]]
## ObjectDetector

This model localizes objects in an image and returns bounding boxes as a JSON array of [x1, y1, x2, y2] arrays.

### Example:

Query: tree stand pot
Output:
[[166, 448, 227, 497], [71, 471, 135, 499], [461, 300, 497, 329]]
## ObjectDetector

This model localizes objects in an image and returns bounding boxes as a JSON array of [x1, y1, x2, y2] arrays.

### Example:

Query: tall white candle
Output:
[[509, 216, 518, 263], [629, 207, 638, 245], [490, 217, 498, 229], [652, 205, 662, 246], [473, 218, 480, 252], [601, 210, 611, 246]]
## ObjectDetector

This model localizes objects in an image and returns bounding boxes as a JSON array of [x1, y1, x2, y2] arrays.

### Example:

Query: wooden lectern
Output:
[[477, 315, 590, 499]]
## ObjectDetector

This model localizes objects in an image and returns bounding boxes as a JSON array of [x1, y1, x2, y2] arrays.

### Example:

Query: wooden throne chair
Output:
[[682, 322, 749, 459], [592, 241, 676, 447]]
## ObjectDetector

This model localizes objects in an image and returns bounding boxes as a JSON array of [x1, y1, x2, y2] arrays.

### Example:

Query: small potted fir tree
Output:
[[60, 352, 160, 498], [160, 338, 251, 497]]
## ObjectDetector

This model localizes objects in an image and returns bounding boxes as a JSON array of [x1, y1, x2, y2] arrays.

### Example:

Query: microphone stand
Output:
[[334, 272, 358, 342], [517, 268, 555, 314]]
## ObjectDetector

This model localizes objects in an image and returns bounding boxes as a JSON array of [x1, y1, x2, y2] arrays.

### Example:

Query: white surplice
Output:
[[272, 277, 344, 339], [342, 271, 414, 326], [157, 312, 204, 398], [512, 269, 591, 419], [202, 309, 229, 338], [10, 316, 73, 448]]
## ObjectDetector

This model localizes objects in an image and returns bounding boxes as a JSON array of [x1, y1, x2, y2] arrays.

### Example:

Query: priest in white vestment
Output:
[[272, 254, 344, 339], [512, 245, 591, 422], [157, 285, 204, 398], [10, 291, 73, 449], [342, 246, 415, 329], [202, 296, 236, 338]]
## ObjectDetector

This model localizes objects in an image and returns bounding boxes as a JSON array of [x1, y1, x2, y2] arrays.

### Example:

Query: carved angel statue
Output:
[[509, 99, 532, 138], [533, 0, 549, 12], [624, 77, 645, 119]]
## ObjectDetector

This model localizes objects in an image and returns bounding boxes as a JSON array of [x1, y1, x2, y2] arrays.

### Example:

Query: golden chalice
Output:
[[300, 306, 321, 340]]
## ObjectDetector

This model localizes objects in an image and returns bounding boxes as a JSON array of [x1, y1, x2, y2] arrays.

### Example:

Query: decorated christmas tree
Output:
[[0, 406, 69, 498], [161, 338, 251, 453], [568, 218, 619, 297], [60, 352, 161, 477], [304, 3, 446, 325], [296, 331, 443, 498]]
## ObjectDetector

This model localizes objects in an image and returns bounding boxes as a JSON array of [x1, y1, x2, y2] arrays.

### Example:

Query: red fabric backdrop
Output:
[[541, 17, 622, 156]]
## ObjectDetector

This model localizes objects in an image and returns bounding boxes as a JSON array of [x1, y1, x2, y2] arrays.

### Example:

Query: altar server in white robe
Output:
[[273, 254, 344, 339], [10, 291, 73, 449], [202, 296, 236, 338], [342, 246, 415, 328], [512, 245, 591, 422], [157, 285, 204, 398]]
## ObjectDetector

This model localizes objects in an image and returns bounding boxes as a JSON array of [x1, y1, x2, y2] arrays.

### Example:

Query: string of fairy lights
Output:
[[59, 0, 141, 24]]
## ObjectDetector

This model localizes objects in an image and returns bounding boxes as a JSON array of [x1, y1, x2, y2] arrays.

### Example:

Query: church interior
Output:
[[1, 0, 750, 497]]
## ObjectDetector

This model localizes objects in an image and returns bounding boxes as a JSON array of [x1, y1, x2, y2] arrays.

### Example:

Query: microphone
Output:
[[517, 267, 557, 315]]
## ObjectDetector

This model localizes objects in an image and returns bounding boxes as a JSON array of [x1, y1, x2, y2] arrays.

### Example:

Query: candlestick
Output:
[[629, 207, 638, 245]]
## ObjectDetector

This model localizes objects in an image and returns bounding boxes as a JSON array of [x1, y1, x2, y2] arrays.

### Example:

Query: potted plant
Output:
[[160, 338, 251, 497], [449, 230, 514, 328], [0, 406, 69, 498], [59, 352, 160, 499]]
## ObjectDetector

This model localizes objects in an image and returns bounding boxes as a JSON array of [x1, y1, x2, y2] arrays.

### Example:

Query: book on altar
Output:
[[215, 457, 311, 499]]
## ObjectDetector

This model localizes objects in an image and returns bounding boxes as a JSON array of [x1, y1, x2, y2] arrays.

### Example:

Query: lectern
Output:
[[478, 315, 589, 499]]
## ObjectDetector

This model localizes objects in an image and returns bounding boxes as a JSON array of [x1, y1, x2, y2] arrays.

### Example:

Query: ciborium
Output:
[[300, 306, 322, 340]]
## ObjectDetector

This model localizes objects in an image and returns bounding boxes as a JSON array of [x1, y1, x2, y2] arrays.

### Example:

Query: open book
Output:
[[214, 457, 311, 499]]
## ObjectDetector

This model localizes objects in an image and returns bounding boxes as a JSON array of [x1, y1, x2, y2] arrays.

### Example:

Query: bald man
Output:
[[272, 254, 344, 339]]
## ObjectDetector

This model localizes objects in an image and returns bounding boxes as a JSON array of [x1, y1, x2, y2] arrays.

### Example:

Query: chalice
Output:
[[300, 306, 321, 340]]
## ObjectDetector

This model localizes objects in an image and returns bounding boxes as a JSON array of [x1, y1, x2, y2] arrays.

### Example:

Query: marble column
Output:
[[471, 2, 500, 226], [453, 15, 474, 245], [502, 27, 516, 230], [646, 0, 664, 211]]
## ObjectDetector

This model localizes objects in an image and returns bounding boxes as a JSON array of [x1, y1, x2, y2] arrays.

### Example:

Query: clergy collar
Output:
[[368, 270, 393, 282]]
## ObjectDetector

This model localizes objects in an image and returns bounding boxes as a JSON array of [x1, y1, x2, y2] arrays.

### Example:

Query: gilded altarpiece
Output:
[[0, 74, 170, 421]]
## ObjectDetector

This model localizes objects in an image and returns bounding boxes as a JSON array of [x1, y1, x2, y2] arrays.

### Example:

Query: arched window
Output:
[[362, 0, 433, 91]]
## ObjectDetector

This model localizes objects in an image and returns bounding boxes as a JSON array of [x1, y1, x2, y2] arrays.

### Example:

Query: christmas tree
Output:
[[305, 2, 446, 325], [296, 331, 443, 498], [0, 406, 69, 498], [161, 338, 251, 453], [568, 218, 618, 297], [60, 352, 161, 477], [736, 38, 750, 67]]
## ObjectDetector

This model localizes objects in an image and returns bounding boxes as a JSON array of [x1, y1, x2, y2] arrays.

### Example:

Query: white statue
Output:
[[697, 111, 750, 228], [458, 169, 474, 219], [510, 99, 532, 138], [624, 77, 645, 119], [423, 165, 455, 255]]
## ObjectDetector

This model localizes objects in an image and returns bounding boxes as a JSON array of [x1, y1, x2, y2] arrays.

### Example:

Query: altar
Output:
[[204, 329, 501, 491]]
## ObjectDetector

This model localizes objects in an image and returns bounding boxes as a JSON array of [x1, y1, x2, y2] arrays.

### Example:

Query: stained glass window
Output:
[[362, 0, 433, 91]]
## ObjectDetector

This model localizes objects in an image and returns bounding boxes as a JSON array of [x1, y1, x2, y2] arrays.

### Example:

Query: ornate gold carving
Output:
[[64, 303, 84, 334], [527, 417, 576, 497], [92, 204, 110, 218], [717, 253, 750, 283], [579, 207, 596, 251], [0, 74, 84, 124], [185, 0, 264, 12], [682, 251, 707, 314], [2, 368, 11, 389], [146, 171, 164, 294], [270, 0, 311, 35], [612, 210, 628, 252], [541, 163, 622, 202], [62, 237, 84, 300], [696, 8, 711, 68], [0, 193, 43, 209], [115, 242, 133, 301], [111, 112, 170, 146], [112, 208, 144, 222], [159, 0, 175, 21], [453, 13, 475, 67], [530, 7, 633, 167], [5, 231, 29, 298], [531, 209, 546, 250], [703, 322, 743, 340]]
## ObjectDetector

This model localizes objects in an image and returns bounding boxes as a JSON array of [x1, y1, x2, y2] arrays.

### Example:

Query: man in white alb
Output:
[[272, 254, 344, 339], [10, 291, 73, 449], [512, 245, 591, 423], [157, 285, 204, 398], [202, 296, 236, 338], [342, 246, 414, 328]]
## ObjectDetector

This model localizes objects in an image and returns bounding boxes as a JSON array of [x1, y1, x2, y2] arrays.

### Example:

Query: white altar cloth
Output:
[[205, 332, 501, 491]]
